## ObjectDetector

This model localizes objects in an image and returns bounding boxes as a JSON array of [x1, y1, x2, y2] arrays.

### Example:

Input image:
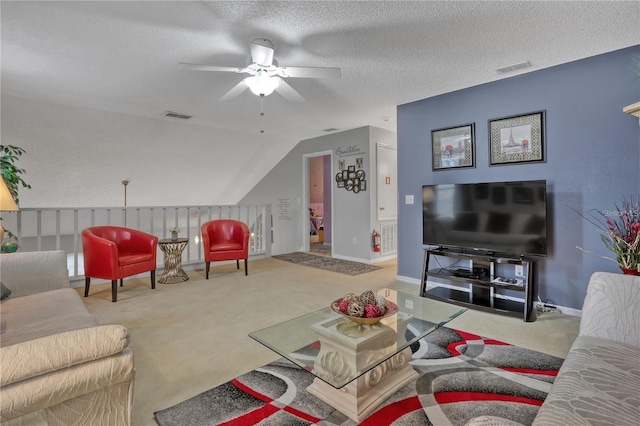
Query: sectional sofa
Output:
[[467, 271, 640, 425], [0, 250, 135, 425]]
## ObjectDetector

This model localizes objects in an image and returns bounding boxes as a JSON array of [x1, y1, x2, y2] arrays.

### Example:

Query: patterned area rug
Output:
[[272, 252, 381, 276], [154, 327, 563, 425]]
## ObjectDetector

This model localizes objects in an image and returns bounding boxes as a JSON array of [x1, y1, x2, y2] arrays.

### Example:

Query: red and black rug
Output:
[[154, 327, 562, 425]]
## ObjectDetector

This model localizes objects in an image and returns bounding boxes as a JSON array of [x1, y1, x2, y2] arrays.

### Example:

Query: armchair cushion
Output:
[[119, 252, 154, 265], [208, 241, 243, 252]]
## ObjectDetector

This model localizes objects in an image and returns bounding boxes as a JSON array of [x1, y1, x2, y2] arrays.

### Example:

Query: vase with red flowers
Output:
[[577, 196, 640, 275]]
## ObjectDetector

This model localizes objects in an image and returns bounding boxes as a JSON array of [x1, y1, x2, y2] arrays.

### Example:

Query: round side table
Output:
[[158, 238, 189, 284]]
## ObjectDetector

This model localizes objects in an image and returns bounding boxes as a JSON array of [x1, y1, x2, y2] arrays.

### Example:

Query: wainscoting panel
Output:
[[380, 222, 397, 255]]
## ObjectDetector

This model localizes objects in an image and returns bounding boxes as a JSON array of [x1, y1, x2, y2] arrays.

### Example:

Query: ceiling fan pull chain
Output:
[[259, 95, 265, 134]]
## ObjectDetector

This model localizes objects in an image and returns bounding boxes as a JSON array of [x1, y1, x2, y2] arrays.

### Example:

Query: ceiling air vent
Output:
[[495, 61, 532, 74], [164, 111, 192, 120]]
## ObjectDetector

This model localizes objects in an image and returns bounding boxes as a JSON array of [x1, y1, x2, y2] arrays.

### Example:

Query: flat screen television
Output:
[[422, 180, 547, 257]]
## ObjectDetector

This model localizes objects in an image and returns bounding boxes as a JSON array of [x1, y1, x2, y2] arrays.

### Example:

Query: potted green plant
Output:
[[169, 227, 180, 240], [1, 145, 31, 246]]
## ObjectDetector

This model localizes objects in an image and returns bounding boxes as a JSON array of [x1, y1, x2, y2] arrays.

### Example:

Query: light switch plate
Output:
[[405, 195, 414, 204]]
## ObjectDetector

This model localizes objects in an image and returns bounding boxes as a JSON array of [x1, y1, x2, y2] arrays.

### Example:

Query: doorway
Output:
[[305, 152, 332, 256]]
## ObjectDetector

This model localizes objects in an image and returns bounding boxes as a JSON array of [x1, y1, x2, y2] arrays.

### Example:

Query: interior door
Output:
[[377, 144, 397, 221]]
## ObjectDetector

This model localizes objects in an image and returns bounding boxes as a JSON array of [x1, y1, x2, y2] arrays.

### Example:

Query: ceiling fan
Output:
[[178, 38, 341, 103]]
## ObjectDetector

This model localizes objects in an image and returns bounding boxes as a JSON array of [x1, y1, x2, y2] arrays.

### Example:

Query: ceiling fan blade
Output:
[[274, 79, 305, 103], [178, 62, 244, 73], [249, 41, 274, 67], [277, 66, 341, 79], [220, 80, 249, 102]]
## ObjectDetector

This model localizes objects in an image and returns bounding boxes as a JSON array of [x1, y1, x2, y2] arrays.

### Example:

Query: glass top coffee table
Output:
[[249, 288, 466, 422]]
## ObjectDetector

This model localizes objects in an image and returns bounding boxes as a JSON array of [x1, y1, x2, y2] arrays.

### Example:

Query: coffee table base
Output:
[[306, 347, 419, 422]]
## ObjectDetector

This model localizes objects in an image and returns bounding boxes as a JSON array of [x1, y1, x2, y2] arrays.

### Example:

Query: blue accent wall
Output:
[[397, 46, 640, 310]]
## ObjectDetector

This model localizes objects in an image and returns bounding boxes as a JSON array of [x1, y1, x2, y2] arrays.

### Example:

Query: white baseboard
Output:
[[396, 275, 421, 285], [371, 254, 397, 264]]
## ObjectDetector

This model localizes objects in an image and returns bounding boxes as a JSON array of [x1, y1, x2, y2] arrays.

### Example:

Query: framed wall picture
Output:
[[489, 111, 545, 165], [431, 123, 475, 171]]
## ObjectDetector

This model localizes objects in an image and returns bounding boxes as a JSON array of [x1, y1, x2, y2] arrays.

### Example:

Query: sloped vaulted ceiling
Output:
[[2, 1, 639, 204]]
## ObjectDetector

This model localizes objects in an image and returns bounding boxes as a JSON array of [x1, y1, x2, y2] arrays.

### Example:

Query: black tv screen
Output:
[[422, 180, 547, 256]]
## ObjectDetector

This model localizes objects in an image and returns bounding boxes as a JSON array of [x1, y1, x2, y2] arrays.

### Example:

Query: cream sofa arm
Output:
[[0, 349, 134, 424], [0, 250, 69, 298], [579, 272, 640, 348], [0, 325, 129, 387]]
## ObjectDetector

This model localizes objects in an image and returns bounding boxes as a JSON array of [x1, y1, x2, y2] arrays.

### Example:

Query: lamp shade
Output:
[[0, 179, 19, 211], [244, 71, 279, 97]]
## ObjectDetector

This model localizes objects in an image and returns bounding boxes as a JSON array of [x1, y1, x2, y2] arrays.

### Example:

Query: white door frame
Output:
[[302, 150, 333, 253]]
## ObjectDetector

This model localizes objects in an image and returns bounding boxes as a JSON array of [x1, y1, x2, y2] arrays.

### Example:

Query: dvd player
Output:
[[451, 267, 486, 279]]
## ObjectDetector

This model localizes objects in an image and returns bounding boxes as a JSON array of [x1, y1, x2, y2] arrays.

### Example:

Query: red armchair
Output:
[[201, 219, 250, 279], [82, 226, 158, 302]]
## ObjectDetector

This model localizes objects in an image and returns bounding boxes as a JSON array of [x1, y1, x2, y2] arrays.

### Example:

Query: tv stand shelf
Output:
[[420, 249, 537, 322]]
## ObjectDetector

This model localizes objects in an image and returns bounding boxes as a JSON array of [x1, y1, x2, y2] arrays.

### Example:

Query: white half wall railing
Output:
[[1, 204, 272, 281]]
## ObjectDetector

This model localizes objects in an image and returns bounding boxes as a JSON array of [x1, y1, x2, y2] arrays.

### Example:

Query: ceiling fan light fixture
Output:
[[245, 71, 279, 97]]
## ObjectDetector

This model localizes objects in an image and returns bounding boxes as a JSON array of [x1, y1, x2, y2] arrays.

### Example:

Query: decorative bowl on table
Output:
[[331, 290, 399, 325]]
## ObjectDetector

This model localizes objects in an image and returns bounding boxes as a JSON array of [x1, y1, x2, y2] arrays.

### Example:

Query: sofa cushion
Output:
[[579, 272, 640, 348], [1, 348, 134, 422], [0, 288, 99, 347], [1, 324, 130, 387], [0, 250, 70, 298], [533, 335, 639, 425]]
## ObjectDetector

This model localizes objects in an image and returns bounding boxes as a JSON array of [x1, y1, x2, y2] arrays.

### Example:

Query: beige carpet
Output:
[[76, 257, 580, 426]]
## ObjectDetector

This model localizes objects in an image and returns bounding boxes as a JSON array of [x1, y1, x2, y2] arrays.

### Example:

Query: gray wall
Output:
[[240, 125, 397, 261], [397, 46, 640, 310]]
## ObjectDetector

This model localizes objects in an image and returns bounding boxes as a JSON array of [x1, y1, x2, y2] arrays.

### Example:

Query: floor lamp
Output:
[[0, 178, 19, 241]]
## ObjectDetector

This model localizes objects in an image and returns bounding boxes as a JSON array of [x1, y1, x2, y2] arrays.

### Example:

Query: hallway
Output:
[[310, 235, 331, 257]]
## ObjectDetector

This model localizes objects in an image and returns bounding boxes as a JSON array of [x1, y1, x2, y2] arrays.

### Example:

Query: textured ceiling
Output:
[[2, 1, 639, 193]]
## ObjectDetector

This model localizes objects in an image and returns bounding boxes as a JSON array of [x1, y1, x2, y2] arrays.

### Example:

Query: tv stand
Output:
[[420, 248, 537, 322]]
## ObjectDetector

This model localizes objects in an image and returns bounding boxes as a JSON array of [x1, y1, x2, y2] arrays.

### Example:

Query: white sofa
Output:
[[532, 271, 640, 424], [466, 271, 640, 425], [0, 250, 135, 425]]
